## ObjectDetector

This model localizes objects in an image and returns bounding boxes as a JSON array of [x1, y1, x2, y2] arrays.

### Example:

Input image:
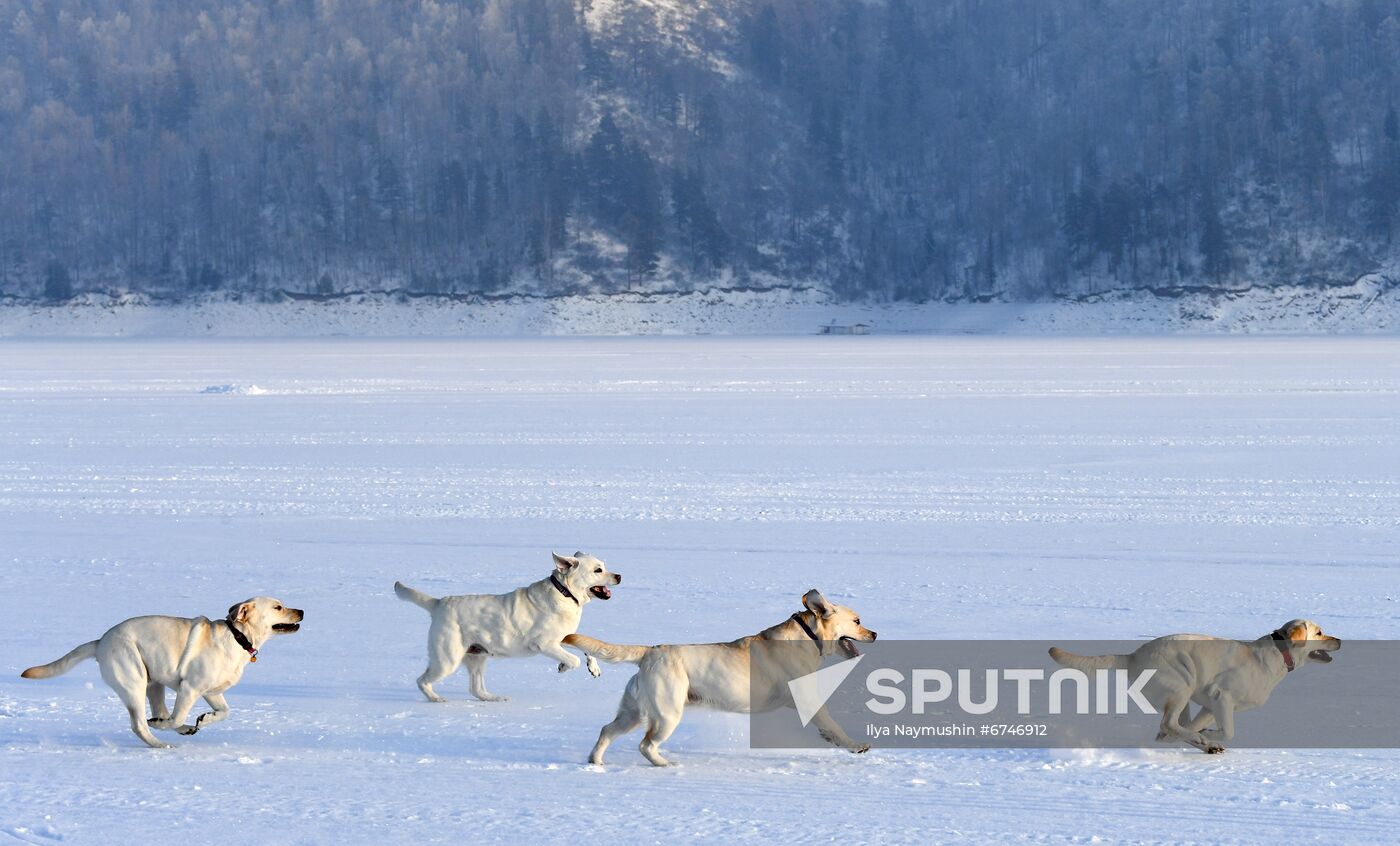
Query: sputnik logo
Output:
[[788, 655, 864, 727]]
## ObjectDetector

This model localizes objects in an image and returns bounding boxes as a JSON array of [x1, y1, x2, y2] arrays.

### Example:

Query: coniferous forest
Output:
[[4, 0, 1400, 301]]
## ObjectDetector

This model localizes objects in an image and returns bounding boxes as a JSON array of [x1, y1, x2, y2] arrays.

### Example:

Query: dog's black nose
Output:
[[869, 631, 878, 641], [613, 574, 622, 584], [294, 609, 305, 620]]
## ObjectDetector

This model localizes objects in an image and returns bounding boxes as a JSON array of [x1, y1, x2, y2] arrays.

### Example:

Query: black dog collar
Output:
[[791, 613, 824, 656], [1270, 629, 1295, 672], [225, 619, 259, 663], [550, 573, 579, 605]]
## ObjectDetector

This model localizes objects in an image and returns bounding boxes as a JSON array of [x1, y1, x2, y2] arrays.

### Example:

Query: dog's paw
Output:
[[586, 656, 601, 678], [176, 724, 199, 736], [1204, 743, 1226, 754], [557, 661, 572, 673], [849, 743, 871, 754]]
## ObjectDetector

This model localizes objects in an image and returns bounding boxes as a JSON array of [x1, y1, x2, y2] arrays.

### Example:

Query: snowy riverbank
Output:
[[2, 275, 1398, 336]]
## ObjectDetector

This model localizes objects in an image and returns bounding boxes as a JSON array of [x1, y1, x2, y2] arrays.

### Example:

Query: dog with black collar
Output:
[[1049, 618, 1341, 753], [394, 552, 621, 702], [566, 588, 878, 766], [21, 596, 304, 748]]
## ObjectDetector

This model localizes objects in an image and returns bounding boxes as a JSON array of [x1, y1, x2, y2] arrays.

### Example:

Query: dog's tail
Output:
[[564, 633, 649, 664], [394, 581, 439, 612], [21, 640, 98, 680], [1047, 646, 1128, 672]]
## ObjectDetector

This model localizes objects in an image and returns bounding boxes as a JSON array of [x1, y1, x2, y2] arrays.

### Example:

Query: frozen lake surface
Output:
[[1, 337, 1398, 843]]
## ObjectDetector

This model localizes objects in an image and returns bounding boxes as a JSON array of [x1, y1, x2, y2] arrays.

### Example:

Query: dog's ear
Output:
[[574, 550, 585, 558], [553, 552, 578, 571], [227, 602, 252, 624], [1287, 623, 1309, 642], [802, 589, 835, 619]]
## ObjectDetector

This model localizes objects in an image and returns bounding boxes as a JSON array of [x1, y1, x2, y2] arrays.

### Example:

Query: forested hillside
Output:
[[4, 0, 1400, 302]]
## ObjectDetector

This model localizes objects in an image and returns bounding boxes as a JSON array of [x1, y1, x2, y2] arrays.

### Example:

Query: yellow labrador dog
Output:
[[566, 589, 877, 766], [21, 597, 304, 748], [1049, 619, 1341, 753], [394, 551, 621, 702]]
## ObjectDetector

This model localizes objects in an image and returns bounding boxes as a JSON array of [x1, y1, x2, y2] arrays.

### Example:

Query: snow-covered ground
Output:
[[2, 337, 1398, 844], [1, 274, 1398, 337]]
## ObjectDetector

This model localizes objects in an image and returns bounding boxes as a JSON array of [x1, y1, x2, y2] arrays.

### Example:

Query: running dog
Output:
[[566, 589, 877, 766], [1049, 619, 1341, 753], [21, 597, 304, 748], [394, 551, 621, 702]]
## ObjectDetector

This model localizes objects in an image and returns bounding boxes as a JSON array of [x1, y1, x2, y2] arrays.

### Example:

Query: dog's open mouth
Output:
[[839, 636, 861, 658], [272, 623, 301, 633], [1309, 639, 1340, 663], [589, 586, 612, 600]]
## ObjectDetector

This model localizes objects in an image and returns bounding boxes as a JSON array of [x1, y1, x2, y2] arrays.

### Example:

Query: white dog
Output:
[[1049, 619, 1341, 753], [566, 589, 877, 766], [394, 551, 621, 702], [21, 597, 304, 748]]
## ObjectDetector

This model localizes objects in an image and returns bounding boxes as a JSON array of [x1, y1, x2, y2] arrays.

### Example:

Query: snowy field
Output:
[[1, 336, 1398, 844]]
